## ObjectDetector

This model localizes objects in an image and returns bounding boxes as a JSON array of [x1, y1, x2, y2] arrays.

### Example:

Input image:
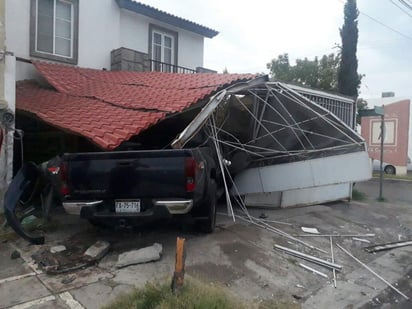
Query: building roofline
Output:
[[280, 83, 355, 103], [116, 0, 219, 38]]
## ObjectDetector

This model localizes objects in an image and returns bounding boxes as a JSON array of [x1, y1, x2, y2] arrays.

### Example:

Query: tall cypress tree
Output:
[[338, 0, 360, 97]]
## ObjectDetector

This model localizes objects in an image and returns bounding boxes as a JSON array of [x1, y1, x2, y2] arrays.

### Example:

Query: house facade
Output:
[[0, 0, 218, 210], [6, 0, 218, 81]]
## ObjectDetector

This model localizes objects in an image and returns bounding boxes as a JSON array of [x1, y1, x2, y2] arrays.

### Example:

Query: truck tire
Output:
[[196, 180, 217, 233]]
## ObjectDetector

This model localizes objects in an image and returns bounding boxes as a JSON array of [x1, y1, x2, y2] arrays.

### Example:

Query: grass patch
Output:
[[372, 172, 412, 181], [352, 189, 366, 201], [102, 278, 249, 309], [376, 196, 386, 202]]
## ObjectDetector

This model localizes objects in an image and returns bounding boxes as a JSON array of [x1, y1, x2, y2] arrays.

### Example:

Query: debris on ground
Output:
[[364, 240, 412, 253], [10, 250, 21, 260], [301, 227, 320, 234], [299, 263, 328, 278], [61, 275, 76, 285], [352, 237, 371, 243], [259, 213, 268, 219], [116, 243, 162, 268], [274, 244, 342, 271], [31, 238, 110, 274], [50, 245, 66, 254], [84, 240, 110, 260], [336, 243, 409, 300]]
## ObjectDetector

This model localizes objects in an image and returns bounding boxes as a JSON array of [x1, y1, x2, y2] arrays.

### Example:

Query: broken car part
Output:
[[364, 240, 412, 253], [336, 243, 409, 300], [3, 162, 45, 245], [274, 244, 342, 271], [299, 263, 328, 278]]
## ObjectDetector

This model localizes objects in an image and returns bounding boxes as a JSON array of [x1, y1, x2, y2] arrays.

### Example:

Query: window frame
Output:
[[149, 24, 178, 72], [30, 0, 79, 64]]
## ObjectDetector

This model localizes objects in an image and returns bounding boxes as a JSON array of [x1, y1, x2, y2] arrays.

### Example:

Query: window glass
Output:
[[55, 38, 71, 56], [38, 0, 53, 16], [37, 0, 54, 53], [154, 33, 162, 45], [164, 47, 172, 64], [56, 0, 72, 21], [56, 19, 71, 39], [164, 36, 172, 48], [35, 0, 74, 58], [154, 45, 161, 62]]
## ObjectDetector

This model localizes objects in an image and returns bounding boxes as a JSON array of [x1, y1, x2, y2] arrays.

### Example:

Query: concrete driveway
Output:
[[1, 178, 411, 309]]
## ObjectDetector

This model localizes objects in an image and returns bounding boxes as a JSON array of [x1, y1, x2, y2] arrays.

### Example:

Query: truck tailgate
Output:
[[64, 150, 195, 200]]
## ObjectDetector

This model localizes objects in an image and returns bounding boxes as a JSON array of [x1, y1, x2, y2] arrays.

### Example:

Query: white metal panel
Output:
[[244, 192, 282, 208], [280, 183, 351, 208], [234, 151, 371, 195]]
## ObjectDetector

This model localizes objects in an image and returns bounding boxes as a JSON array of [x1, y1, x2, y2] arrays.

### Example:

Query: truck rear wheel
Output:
[[196, 180, 216, 233]]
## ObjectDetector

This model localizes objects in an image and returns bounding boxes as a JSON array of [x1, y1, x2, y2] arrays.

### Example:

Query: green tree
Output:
[[267, 53, 339, 92], [338, 0, 360, 97]]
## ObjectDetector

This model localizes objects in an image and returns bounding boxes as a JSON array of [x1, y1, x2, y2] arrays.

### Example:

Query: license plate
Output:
[[115, 200, 141, 213]]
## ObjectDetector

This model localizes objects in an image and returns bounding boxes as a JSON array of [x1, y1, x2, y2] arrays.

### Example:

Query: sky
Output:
[[139, 0, 412, 100]]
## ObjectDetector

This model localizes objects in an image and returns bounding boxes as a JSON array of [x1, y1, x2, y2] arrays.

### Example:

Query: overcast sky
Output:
[[140, 0, 411, 100]]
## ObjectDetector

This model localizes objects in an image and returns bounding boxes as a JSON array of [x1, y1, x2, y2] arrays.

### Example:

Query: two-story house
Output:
[[0, 0, 223, 209], [6, 0, 218, 81]]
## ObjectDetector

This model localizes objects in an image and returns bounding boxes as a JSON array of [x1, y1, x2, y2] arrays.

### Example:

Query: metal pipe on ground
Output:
[[336, 244, 409, 301], [274, 244, 342, 271]]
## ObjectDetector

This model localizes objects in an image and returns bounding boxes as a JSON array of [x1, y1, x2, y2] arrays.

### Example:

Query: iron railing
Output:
[[150, 59, 196, 74]]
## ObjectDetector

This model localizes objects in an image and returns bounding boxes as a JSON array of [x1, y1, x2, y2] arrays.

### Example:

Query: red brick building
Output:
[[361, 98, 410, 175]]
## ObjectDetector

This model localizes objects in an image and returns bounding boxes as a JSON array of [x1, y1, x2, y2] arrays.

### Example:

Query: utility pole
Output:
[[378, 108, 384, 201]]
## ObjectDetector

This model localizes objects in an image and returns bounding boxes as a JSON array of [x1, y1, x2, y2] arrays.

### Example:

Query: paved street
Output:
[[0, 178, 411, 308]]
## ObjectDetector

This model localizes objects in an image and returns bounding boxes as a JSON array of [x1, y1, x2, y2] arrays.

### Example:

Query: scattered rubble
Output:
[[10, 250, 20, 260], [84, 240, 110, 260], [274, 244, 342, 271], [301, 227, 320, 234], [299, 263, 328, 279], [32, 238, 110, 274], [336, 243, 409, 300], [50, 245, 66, 254], [351, 237, 371, 243], [364, 240, 412, 253], [116, 243, 162, 268]]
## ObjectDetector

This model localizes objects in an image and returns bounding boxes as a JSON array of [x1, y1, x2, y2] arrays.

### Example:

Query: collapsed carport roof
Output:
[[16, 61, 255, 149]]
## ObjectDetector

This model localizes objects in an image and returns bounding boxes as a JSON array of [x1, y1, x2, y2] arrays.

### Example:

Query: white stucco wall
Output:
[[6, 0, 205, 80], [78, 0, 120, 69], [118, 9, 204, 70], [119, 10, 148, 54]]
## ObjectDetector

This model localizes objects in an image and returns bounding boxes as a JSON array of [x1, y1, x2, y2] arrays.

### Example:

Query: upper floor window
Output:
[[149, 25, 178, 72], [30, 0, 79, 64]]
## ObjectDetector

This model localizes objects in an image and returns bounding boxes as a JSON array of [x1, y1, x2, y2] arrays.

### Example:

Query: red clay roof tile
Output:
[[16, 62, 255, 149]]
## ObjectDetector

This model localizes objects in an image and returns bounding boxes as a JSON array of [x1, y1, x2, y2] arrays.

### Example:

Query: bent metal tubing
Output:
[[4, 162, 45, 245]]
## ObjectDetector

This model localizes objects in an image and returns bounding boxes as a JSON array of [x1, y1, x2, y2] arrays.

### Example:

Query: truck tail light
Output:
[[185, 157, 196, 192], [59, 162, 70, 196]]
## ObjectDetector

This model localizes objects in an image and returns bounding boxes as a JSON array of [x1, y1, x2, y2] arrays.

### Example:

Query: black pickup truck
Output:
[[4, 147, 218, 244]]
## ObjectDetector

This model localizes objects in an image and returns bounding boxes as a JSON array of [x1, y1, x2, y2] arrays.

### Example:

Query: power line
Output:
[[337, 0, 412, 41], [359, 9, 412, 41], [399, 0, 412, 11], [389, 0, 412, 18]]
